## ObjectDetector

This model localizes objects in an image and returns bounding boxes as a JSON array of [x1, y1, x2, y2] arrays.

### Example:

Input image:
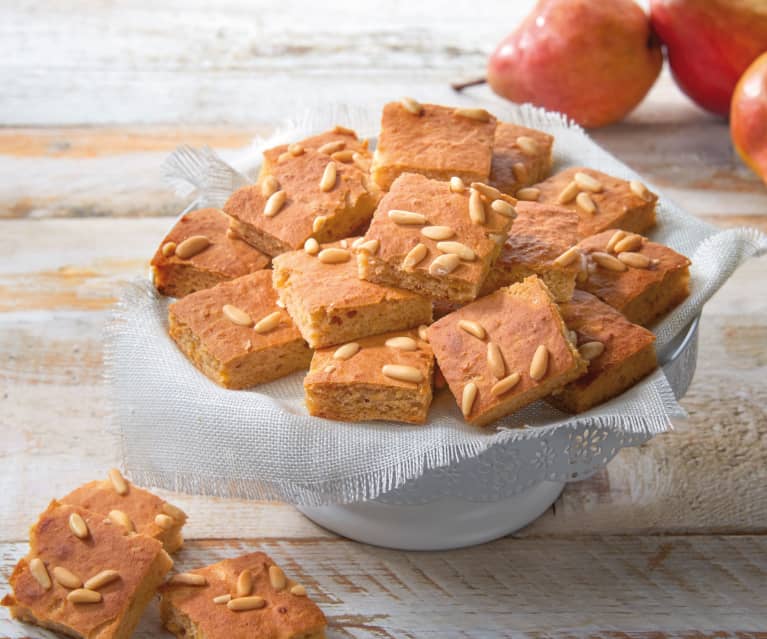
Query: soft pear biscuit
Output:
[[489, 121, 554, 196]]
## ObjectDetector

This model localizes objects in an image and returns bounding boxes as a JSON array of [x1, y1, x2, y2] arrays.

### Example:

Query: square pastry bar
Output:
[[427, 276, 587, 427], [489, 122, 554, 196], [357, 173, 517, 303], [272, 238, 432, 349], [168, 270, 312, 389]]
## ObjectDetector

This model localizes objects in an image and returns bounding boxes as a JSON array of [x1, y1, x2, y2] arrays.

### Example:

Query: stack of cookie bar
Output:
[[150, 99, 691, 426]]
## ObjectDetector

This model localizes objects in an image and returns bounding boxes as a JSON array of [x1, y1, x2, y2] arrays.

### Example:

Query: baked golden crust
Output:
[[576, 230, 691, 326], [159, 552, 326, 639], [427, 276, 587, 427], [534, 167, 658, 238], [151, 208, 270, 298], [2, 501, 173, 639], [304, 328, 434, 424], [489, 122, 554, 195], [371, 101, 497, 190]]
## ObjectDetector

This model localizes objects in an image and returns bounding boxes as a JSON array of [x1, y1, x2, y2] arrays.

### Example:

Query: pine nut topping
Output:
[[462, 382, 478, 417], [288, 143, 304, 156], [304, 237, 320, 255], [264, 190, 287, 217], [557, 181, 580, 204], [516, 187, 540, 201], [213, 594, 232, 604], [236, 569, 252, 598], [516, 136, 540, 155], [67, 589, 102, 604], [318, 140, 345, 155], [318, 248, 351, 264], [449, 176, 465, 193], [228, 596, 266, 611], [606, 229, 627, 253], [487, 342, 506, 379], [401, 96, 423, 115], [577, 253, 590, 283], [261, 175, 280, 198], [389, 209, 426, 225], [421, 225, 454, 241], [290, 584, 307, 597], [574, 172, 603, 192], [357, 239, 380, 254], [418, 325, 429, 342], [553, 246, 580, 267], [155, 514, 174, 530], [454, 107, 490, 122], [30, 558, 51, 590], [269, 565, 287, 591], [468, 189, 486, 225], [161, 242, 176, 258], [385, 336, 418, 351], [352, 153, 371, 172], [319, 162, 337, 192], [568, 330, 578, 345], [333, 342, 360, 360], [458, 320, 486, 340], [428, 253, 461, 276], [579, 341, 605, 360], [222, 304, 253, 327], [278, 152, 291, 163], [618, 251, 651, 268], [84, 570, 120, 591], [333, 125, 356, 136], [614, 234, 643, 253], [491, 199, 516, 217], [176, 235, 211, 259], [437, 241, 476, 261], [576, 192, 597, 214], [312, 215, 327, 233], [491, 372, 521, 397], [530, 345, 549, 381], [170, 573, 207, 586], [161, 500, 184, 520], [331, 149, 355, 163], [471, 182, 504, 201], [254, 311, 282, 333], [53, 567, 82, 590], [106, 509, 133, 531], [382, 364, 424, 384], [630, 179, 651, 200], [512, 162, 528, 182], [403, 243, 429, 270], [591, 251, 627, 271], [69, 513, 89, 539], [108, 468, 128, 495]]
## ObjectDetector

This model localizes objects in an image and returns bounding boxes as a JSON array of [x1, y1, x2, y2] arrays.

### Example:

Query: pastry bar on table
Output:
[[488, 122, 554, 196], [168, 270, 312, 389], [370, 99, 497, 190], [272, 238, 432, 349], [61, 468, 188, 554], [2, 501, 173, 639], [427, 276, 587, 427], [357, 172, 517, 304], [575, 229, 691, 326], [480, 201, 581, 302], [304, 328, 434, 424], [531, 167, 658, 238], [224, 147, 380, 257], [151, 208, 270, 298], [159, 552, 326, 639], [550, 290, 658, 413]]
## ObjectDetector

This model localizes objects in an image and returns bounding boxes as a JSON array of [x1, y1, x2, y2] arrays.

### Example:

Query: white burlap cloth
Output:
[[106, 101, 767, 505]]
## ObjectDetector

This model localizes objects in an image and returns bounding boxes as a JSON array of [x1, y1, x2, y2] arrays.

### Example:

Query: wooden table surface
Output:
[[2, 2, 767, 636]]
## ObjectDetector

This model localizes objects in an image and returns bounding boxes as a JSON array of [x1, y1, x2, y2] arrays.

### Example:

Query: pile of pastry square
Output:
[[2, 471, 327, 639], [151, 98, 691, 427]]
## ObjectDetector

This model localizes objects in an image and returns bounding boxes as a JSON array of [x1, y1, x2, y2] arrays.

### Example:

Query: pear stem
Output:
[[451, 77, 487, 92]]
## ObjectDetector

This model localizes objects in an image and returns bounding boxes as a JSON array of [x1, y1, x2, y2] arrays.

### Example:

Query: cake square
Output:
[[224, 148, 380, 257], [272, 239, 432, 349], [371, 99, 497, 191], [61, 469, 187, 554], [532, 167, 658, 238], [427, 276, 587, 427], [576, 230, 691, 326], [549, 290, 658, 413], [1, 500, 173, 639], [357, 173, 516, 303], [159, 552, 326, 639], [488, 122, 554, 196], [480, 201, 581, 302], [151, 208, 270, 298], [304, 329, 434, 424], [168, 270, 312, 389]]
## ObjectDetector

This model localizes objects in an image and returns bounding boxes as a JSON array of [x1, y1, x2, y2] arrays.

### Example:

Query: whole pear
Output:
[[731, 51, 767, 185]]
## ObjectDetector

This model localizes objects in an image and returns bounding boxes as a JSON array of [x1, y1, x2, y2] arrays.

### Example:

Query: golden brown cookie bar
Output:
[[224, 148, 380, 257], [357, 173, 516, 303], [481, 201, 580, 302], [61, 469, 187, 554], [272, 238, 432, 349], [575, 230, 691, 326], [168, 270, 312, 389], [1, 500, 173, 639], [532, 167, 658, 238], [371, 100, 497, 190], [151, 208, 270, 298], [304, 329, 434, 424], [427, 276, 587, 427], [489, 122, 554, 196], [159, 552, 326, 639], [549, 290, 658, 413]]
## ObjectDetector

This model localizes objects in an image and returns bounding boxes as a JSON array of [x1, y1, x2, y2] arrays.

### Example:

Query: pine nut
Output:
[[487, 343, 506, 379], [333, 125, 356, 136], [401, 97, 423, 115], [69, 513, 89, 539], [304, 237, 320, 255], [288, 143, 304, 156], [577, 253, 590, 283], [591, 251, 627, 272], [470, 182, 504, 201], [161, 242, 176, 258], [213, 594, 232, 604], [222, 304, 253, 327], [418, 325, 429, 342], [312, 216, 327, 233], [461, 382, 478, 417], [228, 596, 266, 611], [318, 140, 345, 155], [264, 190, 287, 217], [261, 175, 280, 198], [318, 247, 351, 264], [277, 151, 291, 163], [579, 341, 605, 360], [155, 514, 174, 530], [458, 320, 486, 340], [175, 235, 211, 259], [108, 468, 128, 495], [53, 567, 82, 589], [516, 136, 540, 156], [568, 330, 578, 345], [449, 176, 465, 193], [437, 241, 476, 261], [606, 230, 627, 253], [530, 345, 549, 381], [403, 243, 429, 270], [553, 246, 580, 267], [491, 372, 521, 397], [512, 162, 528, 183], [269, 565, 287, 591], [67, 588, 102, 604], [630, 179, 651, 200], [382, 364, 424, 383], [385, 336, 418, 351], [421, 226, 454, 241], [254, 311, 282, 333], [576, 192, 597, 214], [618, 251, 651, 268], [333, 342, 360, 360], [319, 162, 337, 192], [516, 187, 540, 201], [84, 570, 119, 591], [340, 239, 348, 248], [331, 149, 355, 163], [614, 234, 643, 253], [324, 365, 336, 374], [236, 569, 252, 598], [491, 199, 516, 217], [389, 209, 426, 225], [574, 172, 603, 192], [170, 573, 207, 586], [454, 107, 490, 122], [428, 253, 461, 276], [30, 558, 51, 590], [357, 239, 379, 255], [108, 509, 134, 532], [468, 189, 486, 225], [557, 181, 580, 204], [352, 153, 371, 172], [290, 584, 307, 596]]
